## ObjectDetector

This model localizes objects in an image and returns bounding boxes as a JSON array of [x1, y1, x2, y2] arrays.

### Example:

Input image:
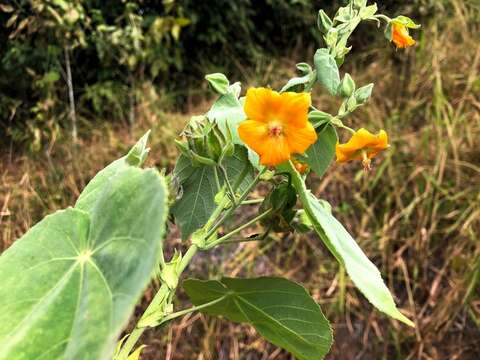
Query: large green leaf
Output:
[[304, 124, 337, 178], [286, 162, 414, 327], [172, 147, 254, 239], [0, 166, 169, 359], [184, 277, 332, 360], [314, 48, 340, 96]]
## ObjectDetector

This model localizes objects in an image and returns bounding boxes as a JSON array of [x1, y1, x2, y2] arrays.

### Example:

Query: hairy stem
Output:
[[117, 284, 170, 359], [204, 208, 273, 249]]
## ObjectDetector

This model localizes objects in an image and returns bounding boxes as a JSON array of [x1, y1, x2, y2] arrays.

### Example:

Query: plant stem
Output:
[[213, 167, 222, 192], [156, 294, 228, 326], [204, 208, 273, 249], [117, 284, 170, 360], [375, 14, 391, 23], [241, 198, 264, 205], [205, 167, 266, 239], [178, 244, 198, 274], [219, 164, 237, 205]]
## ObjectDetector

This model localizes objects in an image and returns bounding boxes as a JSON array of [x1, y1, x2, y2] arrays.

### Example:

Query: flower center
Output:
[[268, 121, 283, 137], [361, 150, 371, 172]]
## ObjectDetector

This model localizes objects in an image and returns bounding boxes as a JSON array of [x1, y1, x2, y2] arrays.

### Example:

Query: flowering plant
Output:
[[0, 1, 419, 359]]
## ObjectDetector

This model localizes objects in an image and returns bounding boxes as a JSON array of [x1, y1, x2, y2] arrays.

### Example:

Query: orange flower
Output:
[[293, 160, 309, 174], [238, 88, 317, 166], [336, 128, 389, 171], [391, 23, 415, 49]]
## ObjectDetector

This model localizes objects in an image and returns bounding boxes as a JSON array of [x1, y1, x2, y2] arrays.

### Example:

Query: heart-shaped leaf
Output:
[[0, 165, 168, 359], [184, 277, 332, 360]]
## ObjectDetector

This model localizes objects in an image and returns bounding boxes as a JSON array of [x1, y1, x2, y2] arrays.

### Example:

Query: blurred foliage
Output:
[[0, 0, 437, 149]]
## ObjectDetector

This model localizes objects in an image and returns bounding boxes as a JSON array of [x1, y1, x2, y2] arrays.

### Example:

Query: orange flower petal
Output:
[[238, 119, 269, 154], [239, 88, 315, 166], [392, 23, 416, 49], [284, 120, 317, 154], [335, 128, 389, 163], [277, 92, 311, 127], [244, 87, 282, 123], [258, 136, 291, 166]]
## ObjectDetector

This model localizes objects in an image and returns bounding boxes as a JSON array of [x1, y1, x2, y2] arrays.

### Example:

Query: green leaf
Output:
[[285, 162, 415, 327], [304, 124, 337, 178], [280, 63, 316, 93], [207, 85, 246, 145], [360, 4, 378, 19], [391, 15, 421, 29], [184, 277, 332, 360], [223, 146, 254, 193], [205, 73, 229, 95], [0, 166, 169, 359], [75, 132, 150, 212], [171, 156, 219, 240], [247, 148, 261, 169], [353, 0, 367, 9], [334, 5, 353, 23], [314, 49, 340, 96], [172, 146, 254, 239]]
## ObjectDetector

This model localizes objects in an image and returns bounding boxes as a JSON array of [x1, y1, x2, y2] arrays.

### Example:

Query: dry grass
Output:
[[1, 1, 479, 359]]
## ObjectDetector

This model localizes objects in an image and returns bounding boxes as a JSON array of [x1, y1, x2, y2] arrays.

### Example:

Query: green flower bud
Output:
[[339, 73, 355, 98], [317, 10, 333, 34]]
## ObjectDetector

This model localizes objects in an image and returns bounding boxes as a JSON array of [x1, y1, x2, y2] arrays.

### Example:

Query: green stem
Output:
[[218, 164, 237, 205], [204, 167, 266, 240], [119, 245, 199, 358], [221, 237, 265, 244], [205, 208, 273, 249], [178, 244, 198, 274], [331, 117, 355, 134], [213, 166, 221, 192], [375, 14, 391, 23], [339, 124, 356, 134], [156, 294, 228, 326], [241, 198, 264, 205], [203, 161, 253, 232], [117, 284, 170, 359]]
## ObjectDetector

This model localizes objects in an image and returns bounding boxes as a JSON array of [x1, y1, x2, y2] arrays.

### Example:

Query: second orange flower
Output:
[[238, 88, 317, 166]]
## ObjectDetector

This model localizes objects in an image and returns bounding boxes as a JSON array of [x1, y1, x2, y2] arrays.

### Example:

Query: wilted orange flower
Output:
[[238, 88, 317, 166], [336, 128, 389, 171], [391, 23, 415, 48], [293, 160, 309, 174]]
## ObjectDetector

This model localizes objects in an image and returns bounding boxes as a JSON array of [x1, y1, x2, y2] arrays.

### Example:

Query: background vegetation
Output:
[[1, 0, 479, 359]]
